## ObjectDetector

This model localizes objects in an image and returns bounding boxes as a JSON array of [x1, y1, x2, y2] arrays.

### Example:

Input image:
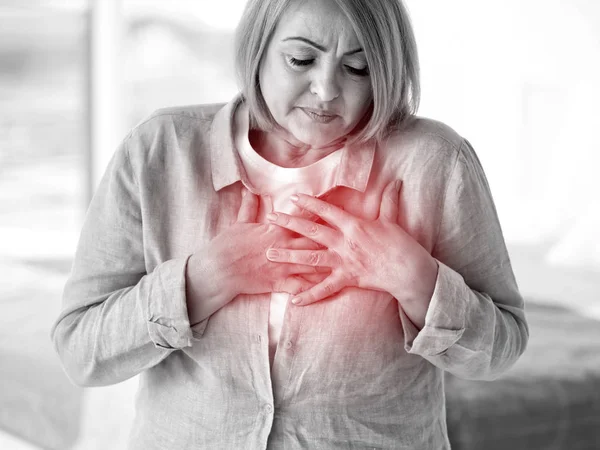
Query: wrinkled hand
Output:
[[265, 180, 438, 309], [194, 187, 328, 301]]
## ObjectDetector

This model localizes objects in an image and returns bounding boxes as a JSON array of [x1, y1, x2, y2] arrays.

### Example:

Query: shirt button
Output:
[[264, 404, 273, 413], [284, 341, 292, 349]]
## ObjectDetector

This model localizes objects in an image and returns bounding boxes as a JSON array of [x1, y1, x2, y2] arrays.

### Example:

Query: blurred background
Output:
[[0, 0, 598, 449]]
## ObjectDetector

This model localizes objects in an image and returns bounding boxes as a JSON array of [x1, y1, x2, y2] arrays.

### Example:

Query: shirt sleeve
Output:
[[399, 138, 529, 380], [50, 135, 196, 387]]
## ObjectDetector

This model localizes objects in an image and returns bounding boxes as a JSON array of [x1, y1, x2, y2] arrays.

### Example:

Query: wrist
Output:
[[391, 254, 438, 330], [412, 254, 438, 303], [185, 251, 235, 325]]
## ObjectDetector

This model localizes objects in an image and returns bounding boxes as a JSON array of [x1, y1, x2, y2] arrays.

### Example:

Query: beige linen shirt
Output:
[[51, 95, 529, 449]]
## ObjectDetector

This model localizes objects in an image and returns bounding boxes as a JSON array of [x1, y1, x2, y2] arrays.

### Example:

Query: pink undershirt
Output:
[[234, 103, 343, 368]]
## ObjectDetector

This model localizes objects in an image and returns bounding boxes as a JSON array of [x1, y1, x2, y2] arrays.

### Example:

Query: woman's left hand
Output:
[[265, 180, 438, 319]]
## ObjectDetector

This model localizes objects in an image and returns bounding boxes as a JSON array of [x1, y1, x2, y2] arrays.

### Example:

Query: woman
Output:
[[52, 0, 529, 448]]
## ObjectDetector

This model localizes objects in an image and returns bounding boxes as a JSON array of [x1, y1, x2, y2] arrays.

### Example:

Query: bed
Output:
[[0, 260, 83, 450], [445, 301, 600, 450], [443, 243, 600, 450]]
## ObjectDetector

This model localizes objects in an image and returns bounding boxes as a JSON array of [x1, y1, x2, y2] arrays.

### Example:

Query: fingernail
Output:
[[291, 297, 301, 305], [266, 212, 278, 221], [290, 194, 299, 203], [266, 248, 279, 259]]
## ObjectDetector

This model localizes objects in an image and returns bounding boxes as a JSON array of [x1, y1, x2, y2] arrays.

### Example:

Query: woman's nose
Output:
[[310, 67, 340, 102]]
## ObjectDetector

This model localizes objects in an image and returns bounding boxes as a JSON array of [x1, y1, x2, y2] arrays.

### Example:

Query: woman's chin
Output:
[[290, 130, 346, 150]]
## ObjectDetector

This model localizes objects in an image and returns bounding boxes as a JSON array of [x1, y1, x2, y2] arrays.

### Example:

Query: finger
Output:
[[266, 248, 339, 268], [290, 194, 353, 230], [267, 212, 338, 247], [294, 205, 319, 222], [289, 273, 347, 306], [297, 272, 329, 285], [276, 261, 331, 275], [274, 276, 315, 296], [287, 237, 325, 251], [237, 187, 259, 223]]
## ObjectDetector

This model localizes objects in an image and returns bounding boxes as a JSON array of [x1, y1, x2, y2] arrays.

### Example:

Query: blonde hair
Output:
[[234, 0, 420, 144]]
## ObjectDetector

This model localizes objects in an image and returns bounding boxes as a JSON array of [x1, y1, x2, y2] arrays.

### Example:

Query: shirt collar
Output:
[[210, 94, 376, 193]]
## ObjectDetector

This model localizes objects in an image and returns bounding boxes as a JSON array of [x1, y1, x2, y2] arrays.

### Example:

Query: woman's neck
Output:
[[249, 129, 344, 168]]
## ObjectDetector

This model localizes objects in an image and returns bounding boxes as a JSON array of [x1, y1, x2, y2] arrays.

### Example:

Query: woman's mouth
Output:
[[301, 108, 338, 124]]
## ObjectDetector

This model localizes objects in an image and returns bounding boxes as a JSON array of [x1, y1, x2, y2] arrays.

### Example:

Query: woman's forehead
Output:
[[274, 0, 361, 51]]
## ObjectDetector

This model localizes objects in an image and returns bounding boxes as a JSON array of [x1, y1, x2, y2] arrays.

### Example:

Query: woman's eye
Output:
[[345, 65, 369, 77], [288, 57, 314, 67]]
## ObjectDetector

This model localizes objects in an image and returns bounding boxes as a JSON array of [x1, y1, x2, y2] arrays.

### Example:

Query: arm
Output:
[[50, 137, 195, 387], [400, 139, 529, 380], [52, 139, 322, 387]]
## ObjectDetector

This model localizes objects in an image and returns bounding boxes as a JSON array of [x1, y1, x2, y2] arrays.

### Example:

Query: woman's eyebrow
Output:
[[282, 36, 363, 55]]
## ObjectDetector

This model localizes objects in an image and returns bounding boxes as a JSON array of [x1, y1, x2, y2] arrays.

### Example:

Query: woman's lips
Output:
[[301, 108, 338, 124]]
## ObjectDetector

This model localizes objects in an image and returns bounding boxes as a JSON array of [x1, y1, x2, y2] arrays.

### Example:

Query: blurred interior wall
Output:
[[89, 0, 124, 196]]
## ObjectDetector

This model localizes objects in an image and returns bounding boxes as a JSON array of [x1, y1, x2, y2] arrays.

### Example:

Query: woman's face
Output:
[[258, 0, 373, 149]]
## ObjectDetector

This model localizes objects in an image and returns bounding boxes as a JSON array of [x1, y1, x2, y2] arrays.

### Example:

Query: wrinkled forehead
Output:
[[272, 0, 362, 51]]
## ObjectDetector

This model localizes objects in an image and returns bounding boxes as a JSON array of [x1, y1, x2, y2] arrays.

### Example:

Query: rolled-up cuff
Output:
[[401, 260, 468, 356], [144, 257, 194, 349]]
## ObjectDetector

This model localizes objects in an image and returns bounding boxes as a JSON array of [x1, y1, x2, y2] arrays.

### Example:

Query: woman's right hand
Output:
[[185, 188, 326, 324]]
